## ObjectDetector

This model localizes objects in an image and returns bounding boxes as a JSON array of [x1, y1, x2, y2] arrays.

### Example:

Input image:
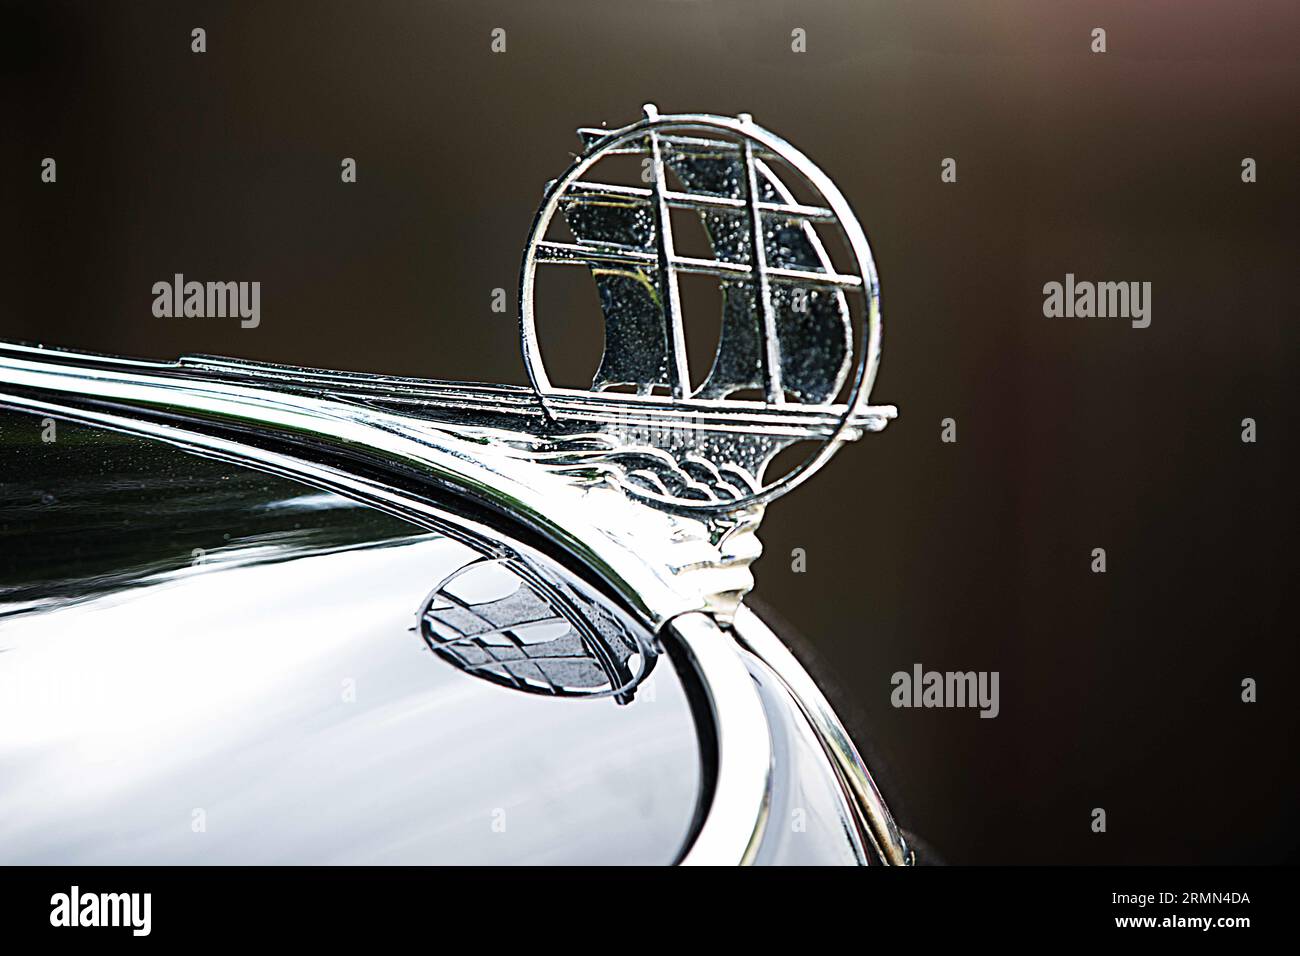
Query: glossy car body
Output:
[[0, 340, 910, 865]]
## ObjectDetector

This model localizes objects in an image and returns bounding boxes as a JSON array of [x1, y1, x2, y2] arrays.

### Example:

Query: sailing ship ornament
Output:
[[520, 105, 895, 511], [0, 105, 896, 627]]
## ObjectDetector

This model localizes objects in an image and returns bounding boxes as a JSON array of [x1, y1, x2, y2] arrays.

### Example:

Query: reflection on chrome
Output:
[[420, 555, 657, 703]]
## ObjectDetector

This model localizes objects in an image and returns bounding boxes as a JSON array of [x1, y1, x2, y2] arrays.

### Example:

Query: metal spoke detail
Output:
[[534, 241, 862, 289], [561, 180, 837, 222], [740, 117, 783, 404], [577, 127, 783, 163], [644, 108, 691, 399]]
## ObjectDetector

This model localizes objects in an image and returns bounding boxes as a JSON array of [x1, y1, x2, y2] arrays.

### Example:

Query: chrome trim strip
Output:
[[0, 347, 728, 627], [670, 612, 772, 866], [730, 604, 912, 866]]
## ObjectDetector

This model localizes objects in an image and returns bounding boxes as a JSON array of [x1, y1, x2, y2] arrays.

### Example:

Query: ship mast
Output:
[[642, 104, 691, 399]]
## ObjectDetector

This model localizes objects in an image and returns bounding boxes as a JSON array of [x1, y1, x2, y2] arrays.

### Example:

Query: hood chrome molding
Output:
[[730, 605, 912, 866], [670, 613, 773, 866], [0, 343, 760, 626]]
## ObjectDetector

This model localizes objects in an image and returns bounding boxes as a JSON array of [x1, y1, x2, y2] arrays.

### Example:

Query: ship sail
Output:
[[662, 142, 852, 404], [558, 127, 853, 405], [559, 175, 672, 395]]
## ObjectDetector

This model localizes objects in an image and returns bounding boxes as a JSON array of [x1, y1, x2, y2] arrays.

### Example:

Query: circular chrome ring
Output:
[[518, 111, 883, 511]]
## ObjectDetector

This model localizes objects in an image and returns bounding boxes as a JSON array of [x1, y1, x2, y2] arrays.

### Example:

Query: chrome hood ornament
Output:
[[521, 104, 894, 511], [0, 106, 895, 626]]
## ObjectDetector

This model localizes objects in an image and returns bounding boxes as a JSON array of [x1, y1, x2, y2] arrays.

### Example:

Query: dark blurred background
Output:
[[2, 0, 1295, 863]]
